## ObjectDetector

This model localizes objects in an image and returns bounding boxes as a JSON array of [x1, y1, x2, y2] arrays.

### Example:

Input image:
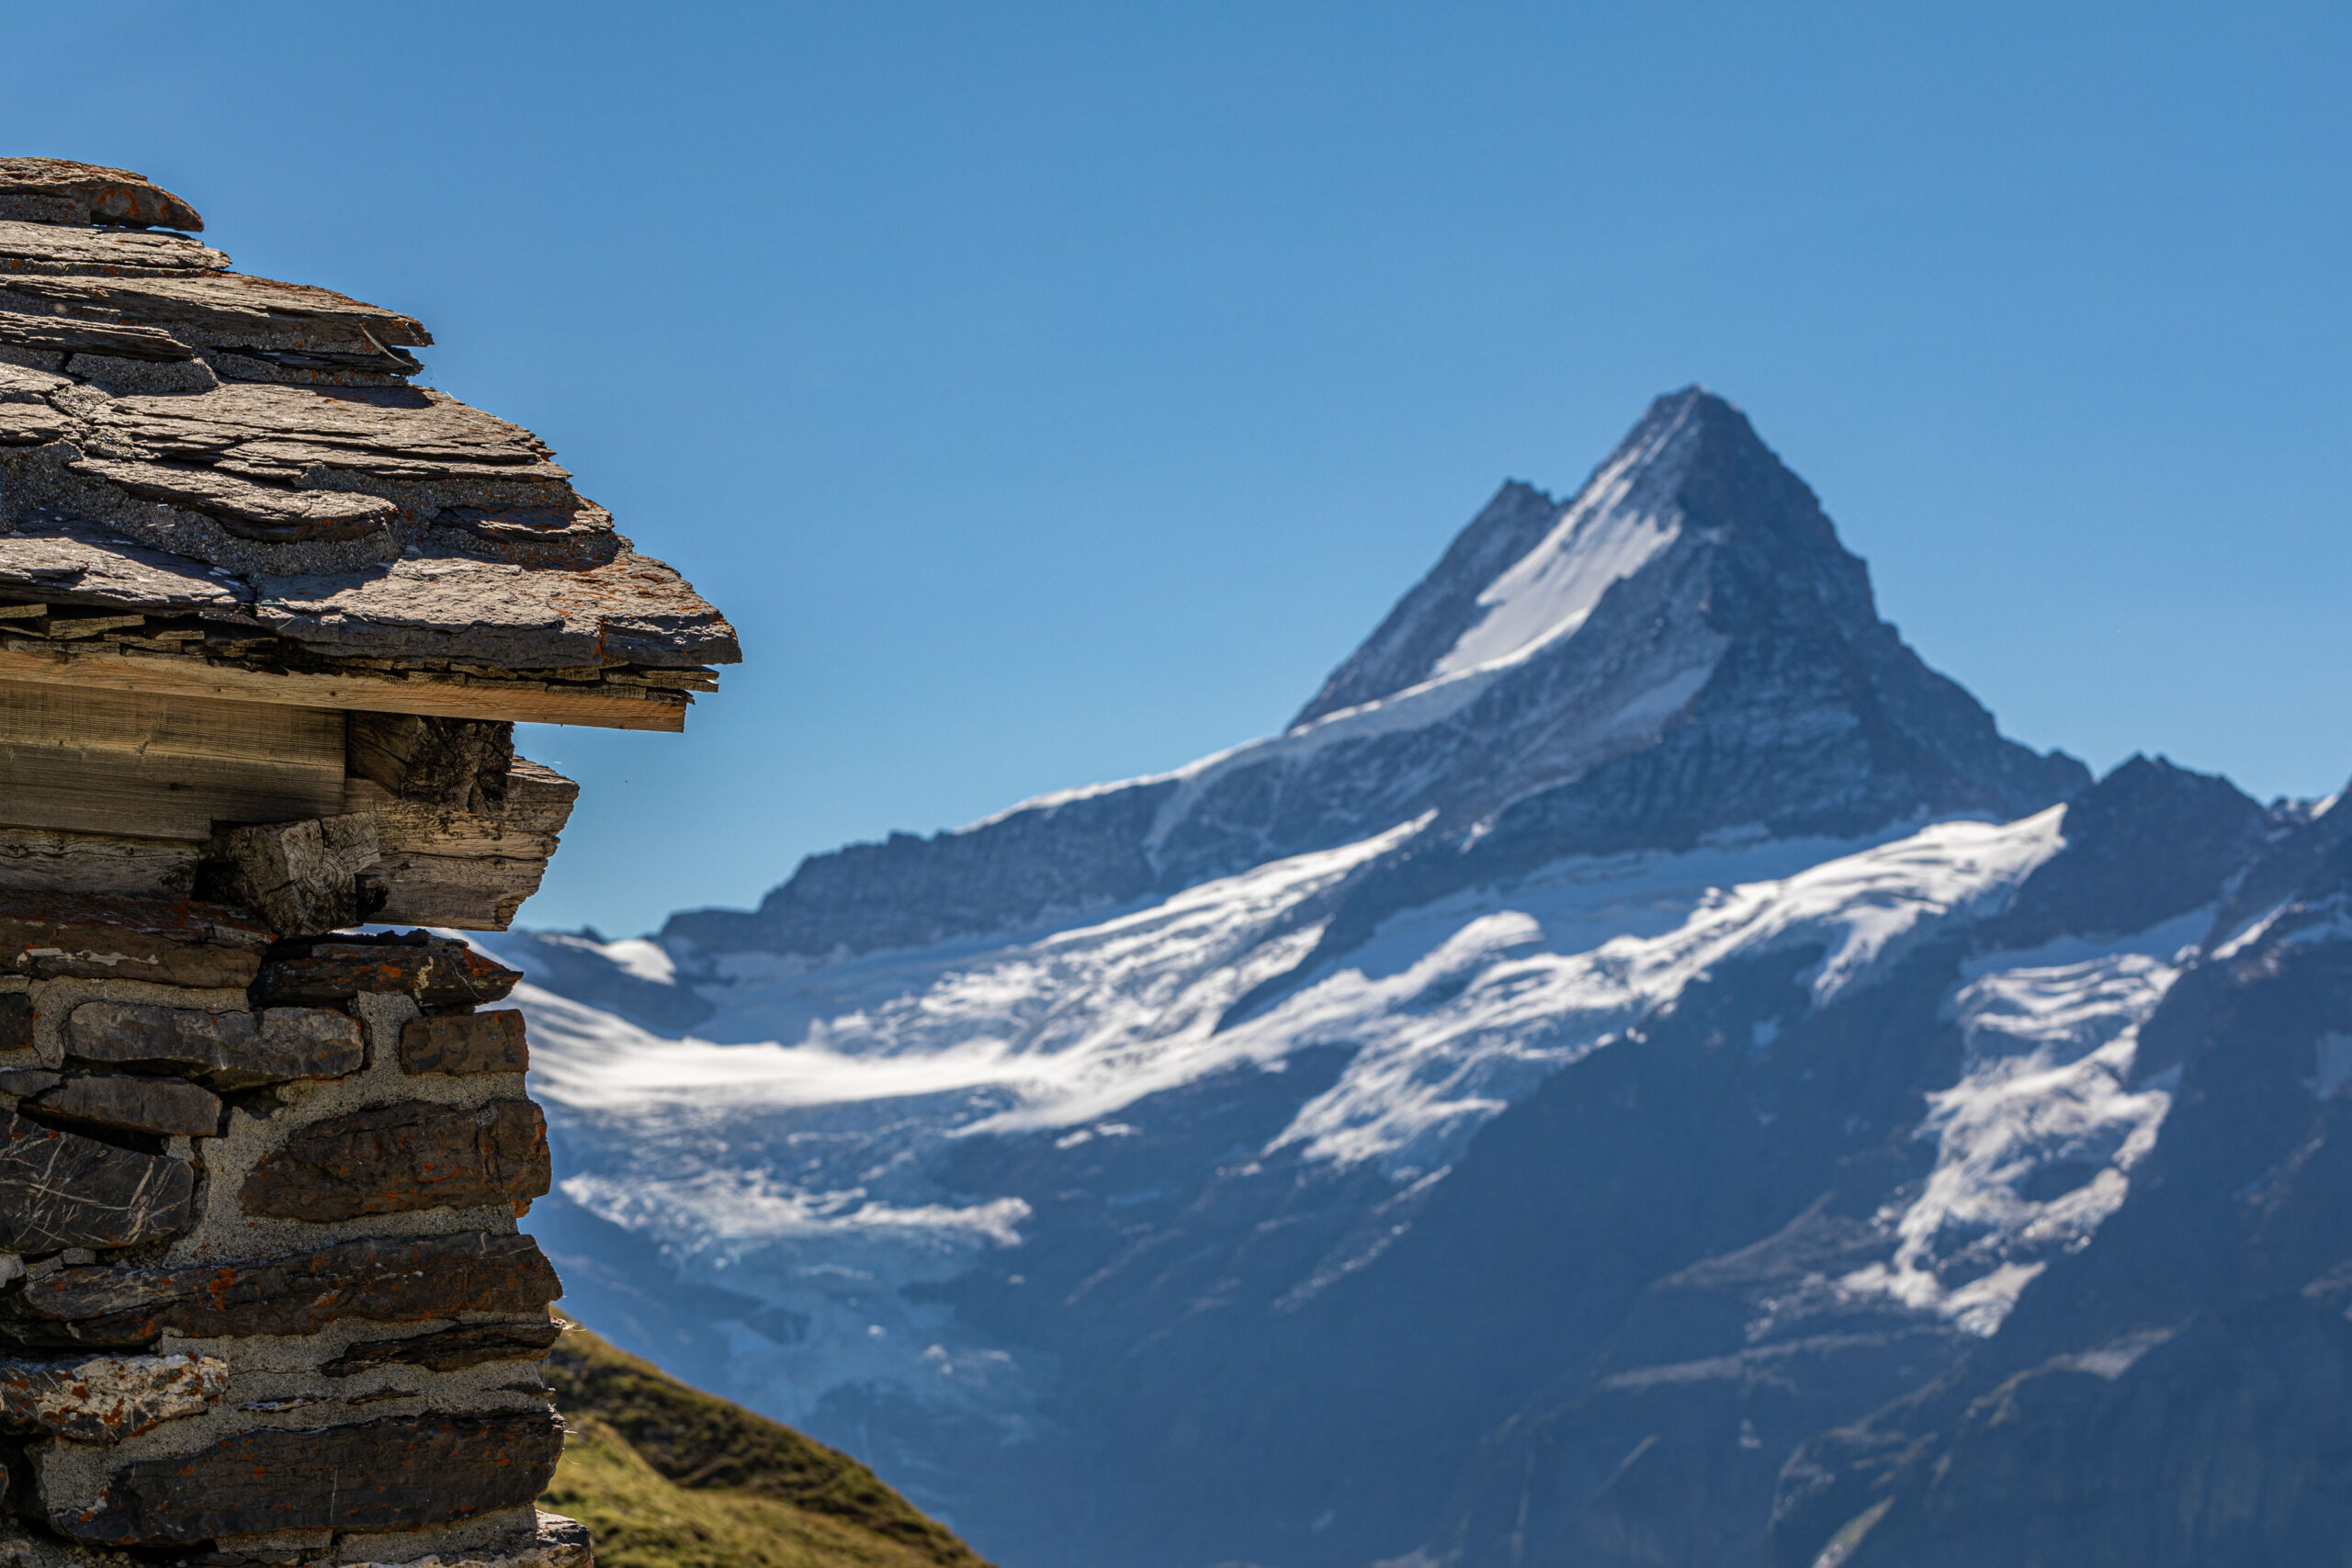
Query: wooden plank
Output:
[[0, 683, 345, 840], [0, 642, 687, 731]]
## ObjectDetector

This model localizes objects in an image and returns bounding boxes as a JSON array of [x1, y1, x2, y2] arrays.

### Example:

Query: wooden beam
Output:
[[0, 642, 687, 731], [0, 685, 346, 841]]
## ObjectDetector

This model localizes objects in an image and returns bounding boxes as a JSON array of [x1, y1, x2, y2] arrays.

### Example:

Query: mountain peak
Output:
[[668, 389, 2083, 962], [1293, 386, 1831, 728]]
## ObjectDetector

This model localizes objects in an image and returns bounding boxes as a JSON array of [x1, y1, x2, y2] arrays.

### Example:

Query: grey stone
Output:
[[49, 1410, 565, 1544], [67, 1001, 363, 1089], [240, 1099, 550, 1222], [25, 1074, 220, 1138], [322, 1318, 562, 1377], [0, 1350, 224, 1441], [0, 159, 204, 231], [0, 1230, 560, 1348], [0, 1112, 191, 1253], [399, 1011, 527, 1077]]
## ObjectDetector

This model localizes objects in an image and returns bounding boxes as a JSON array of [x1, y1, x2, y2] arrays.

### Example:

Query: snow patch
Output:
[[1839, 913, 2201, 1336]]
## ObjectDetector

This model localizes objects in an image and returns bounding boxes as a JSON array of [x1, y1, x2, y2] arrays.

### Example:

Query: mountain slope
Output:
[[662, 388, 2083, 965], [540, 1320, 991, 1568], [482, 388, 2349, 1568]]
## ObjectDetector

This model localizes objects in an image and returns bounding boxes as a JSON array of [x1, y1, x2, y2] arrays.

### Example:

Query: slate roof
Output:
[[0, 159, 738, 709]]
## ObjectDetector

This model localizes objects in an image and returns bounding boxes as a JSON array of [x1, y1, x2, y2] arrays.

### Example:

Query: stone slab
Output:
[[341, 1511, 593, 1568], [250, 934, 520, 1010], [241, 1100, 550, 1222], [0, 1350, 224, 1442], [0, 890, 271, 988], [68, 1001, 362, 1088], [0, 1231, 560, 1348], [0, 159, 204, 231], [25, 1074, 220, 1138], [322, 1318, 562, 1377], [0, 1111, 192, 1253], [51, 1410, 565, 1544], [399, 1011, 528, 1077]]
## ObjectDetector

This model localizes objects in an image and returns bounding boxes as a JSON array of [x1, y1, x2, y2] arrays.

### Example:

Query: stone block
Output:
[[49, 1410, 566, 1544], [241, 1100, 550, 1222], [67, 1001, 363, 1088], [0, 1351, 224, 1442], [0, 1112, 191, 1253], [322, 1318, 563, 1377], [341, 1511, 594, 1568], [400, 1010, 527, 1077], [0, 890, 271, 989], [25, 1074, 220, 1137], [251, 932, 520, 1010], [0, 1231, 560, 1348]]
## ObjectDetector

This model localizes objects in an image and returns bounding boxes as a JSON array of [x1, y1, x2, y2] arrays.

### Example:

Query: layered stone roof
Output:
[[0, 158, 737, 731]]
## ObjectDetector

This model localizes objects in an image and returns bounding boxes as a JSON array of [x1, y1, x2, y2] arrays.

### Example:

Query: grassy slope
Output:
[[538, 1320, 994, 1568]]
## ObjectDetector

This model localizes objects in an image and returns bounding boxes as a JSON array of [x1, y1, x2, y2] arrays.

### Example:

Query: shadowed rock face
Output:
[[668, 389, 2085, 965]]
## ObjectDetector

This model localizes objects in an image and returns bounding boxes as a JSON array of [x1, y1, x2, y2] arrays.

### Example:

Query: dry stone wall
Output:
[[0, 904, 578, 1567]]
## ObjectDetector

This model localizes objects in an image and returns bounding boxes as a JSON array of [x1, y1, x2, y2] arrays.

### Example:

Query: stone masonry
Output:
[[0, 158, 741, 1567]]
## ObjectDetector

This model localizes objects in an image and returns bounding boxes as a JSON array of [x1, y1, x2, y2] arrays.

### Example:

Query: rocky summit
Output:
[[492, 389, 2352, 1568]]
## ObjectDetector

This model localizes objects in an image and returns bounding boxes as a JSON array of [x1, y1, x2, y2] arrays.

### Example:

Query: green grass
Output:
[[538, 1319, 993, 1568]]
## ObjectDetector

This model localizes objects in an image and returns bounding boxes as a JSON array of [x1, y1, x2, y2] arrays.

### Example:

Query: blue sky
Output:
[[6, 3, 2346, 936]]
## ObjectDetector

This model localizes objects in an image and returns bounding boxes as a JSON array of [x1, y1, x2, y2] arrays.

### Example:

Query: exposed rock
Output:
[[49, 1410, 566, 1543], [249, 933, 520, 1010], [0, 1350, 224, 1442], [0, 1231, 560, 1348], [239, 1100, 550, 1222], [0, 220, 227, 278], [67, 1001, 362, 1088], [321, 1318, 562, 1377], [0, 160, 203, 231], [0, 994, 27, 1051], [341, 1511, 594, 1568], [0, 890, 270, 988], [0, 517, 249, 612], [0, 1112, 190, 1252], [198, 814, 382, 938], [23, 1074, 220, 1138], [398, 1012, 527, 1077]]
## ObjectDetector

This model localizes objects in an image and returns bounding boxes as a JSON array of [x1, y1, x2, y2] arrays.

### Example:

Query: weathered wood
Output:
[[0, 159, 204, 231], [240, 1099, 549, 1222], [0, 643, 689, 731], [68, 1001, 361, 1088], [198, 814, 381, 936], [25, 1074, 221, 1138], [321, 1317, 562, 1377], [250, 933, 522, 1010], [0, 1231, 560, 1348], [346, 712, 513, 810], [0, 682, 345, 842], [0, 1351, 224, 1442], [0, 828, 198, 898], [52, 1411, 565, 1544], [0, 1111, 192, 1252], [399, 1010, 528, 1076], [344, 761, 576, 930], [0, 890, 271, 987]]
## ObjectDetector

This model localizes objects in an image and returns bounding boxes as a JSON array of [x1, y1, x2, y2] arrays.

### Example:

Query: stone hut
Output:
[[0, 158, 739, 1565]]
